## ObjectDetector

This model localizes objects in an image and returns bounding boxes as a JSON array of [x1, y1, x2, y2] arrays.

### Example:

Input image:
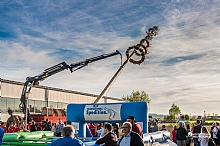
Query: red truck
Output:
[[30, 107, 66, 124]]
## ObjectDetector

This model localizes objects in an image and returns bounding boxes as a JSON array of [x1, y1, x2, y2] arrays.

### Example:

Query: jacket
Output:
[[119, 131, 144, 146]]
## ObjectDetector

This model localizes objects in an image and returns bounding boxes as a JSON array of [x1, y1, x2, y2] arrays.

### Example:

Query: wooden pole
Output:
[[94, 51, 135, 103]]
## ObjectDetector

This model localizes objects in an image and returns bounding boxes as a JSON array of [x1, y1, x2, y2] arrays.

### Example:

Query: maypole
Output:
[[94, 26, 159, 103]]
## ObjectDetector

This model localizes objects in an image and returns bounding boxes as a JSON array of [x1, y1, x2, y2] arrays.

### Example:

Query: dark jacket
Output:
[[176, 127, 187, 140], [119, 131, 144, 146], [96, 132, 118, 146], [30, 125, 37, 132], [192, 125, 201, 140]]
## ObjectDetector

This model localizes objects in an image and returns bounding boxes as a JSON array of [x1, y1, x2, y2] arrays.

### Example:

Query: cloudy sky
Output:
[[1, 0, 220, 116]]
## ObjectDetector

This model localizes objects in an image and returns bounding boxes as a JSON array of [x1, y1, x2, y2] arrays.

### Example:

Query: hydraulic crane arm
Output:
[[19, 50, 122, 122], [69, 50, 122, 72]]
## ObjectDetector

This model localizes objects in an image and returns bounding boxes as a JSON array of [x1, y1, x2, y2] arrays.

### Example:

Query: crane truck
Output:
[[19, 50, 122, 123]]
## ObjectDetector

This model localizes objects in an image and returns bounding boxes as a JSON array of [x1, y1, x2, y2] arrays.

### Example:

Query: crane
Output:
[[19, 50, 122, 122]]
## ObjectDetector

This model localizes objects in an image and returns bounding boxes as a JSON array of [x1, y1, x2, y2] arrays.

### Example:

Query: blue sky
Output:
[[1, 0, 220, 116]]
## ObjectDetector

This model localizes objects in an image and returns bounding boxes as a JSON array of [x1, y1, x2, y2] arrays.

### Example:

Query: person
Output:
[[49, 125, 84, 146], [119, 122, 144, 146], [37, 123, 43, 131], [56, 120, 64, 137], [6, 108, 19, 130], [18, 122, 29, 132], [152, 121, 159, 132], [66, 120, 78, 138], [176, 122, 187, 146], [172, 125, 177, 144], [0, 122, 7, 133], [191, 124, 195, 132], [7, 122, 19, 133], [160, 125, 167, 131], [148, 122, 153, 133], [97, 122, 105, 137], [29, 121, 37, 132], [127, 116, 143, 138], [43, 121, 52, 131], [193, 120, 202, 146], [198, 126, 209, 146], [185, 124, 192, 146], [112, 123, 119, 138], [0, 127, 4, 146], [95, 123, 118, 146], [45, 119, 49, 126], [52, 123, 56, 136], [88, 123, 97, 137], [212, 122, 219, 145]]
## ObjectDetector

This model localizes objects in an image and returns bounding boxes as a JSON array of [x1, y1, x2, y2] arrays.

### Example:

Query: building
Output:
[[0, 79, 124, 121]]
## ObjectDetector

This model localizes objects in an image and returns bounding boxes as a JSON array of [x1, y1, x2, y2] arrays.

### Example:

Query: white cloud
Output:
[[1, 0, 220, 115]]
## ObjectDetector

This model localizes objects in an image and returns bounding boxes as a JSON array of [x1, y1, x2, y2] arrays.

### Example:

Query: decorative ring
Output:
[[125, 26, 159, 65], [127, 45, 145, 64], [126, 46, 135, 58], [134, 44, 147, 56]]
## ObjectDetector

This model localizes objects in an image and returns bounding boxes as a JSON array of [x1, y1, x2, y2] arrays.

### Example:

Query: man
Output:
[[152, 121, 159, 132], [49, 125, 84, 146], [192, 120, 201, 146], [160, 125, 167, 131], [43, 121, 52, 131], [127, 116, 143, 138], [56, 120, 64, 137], [97, 122, 105, 137], [0, 127, 4, 146], [6, 108, 19, 130], [66, 120, 78, 138], [176, 122, 187, 146], [212, 122, 220, 145], [119, 122, 144, 146], [95, 123, 118, 146]]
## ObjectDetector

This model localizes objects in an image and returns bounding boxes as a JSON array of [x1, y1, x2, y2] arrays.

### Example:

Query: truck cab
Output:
[[30, 107, 66, 124]]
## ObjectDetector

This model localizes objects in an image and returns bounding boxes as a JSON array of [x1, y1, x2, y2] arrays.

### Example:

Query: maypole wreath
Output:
[[126, 26, 159, 65], [95, 26, 159, 103]]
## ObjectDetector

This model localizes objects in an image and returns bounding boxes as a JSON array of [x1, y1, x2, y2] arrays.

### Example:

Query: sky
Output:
[[1, 0, 220, 116]]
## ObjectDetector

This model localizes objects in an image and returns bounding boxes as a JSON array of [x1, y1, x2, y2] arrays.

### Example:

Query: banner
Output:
[[84, 104, 121, 121]]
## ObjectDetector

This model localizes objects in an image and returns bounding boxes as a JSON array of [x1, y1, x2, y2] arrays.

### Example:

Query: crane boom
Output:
[[19, 50, 122, 122]]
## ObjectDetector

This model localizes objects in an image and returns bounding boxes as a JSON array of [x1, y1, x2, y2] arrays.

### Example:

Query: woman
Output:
[[198, 126, 209, 146], [185, 124, 192, 146], [172, 125, 177, 144]]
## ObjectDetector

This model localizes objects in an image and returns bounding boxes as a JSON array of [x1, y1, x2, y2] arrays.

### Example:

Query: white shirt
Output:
[[198, 133, 209, 146], [120, 133, 131, 146], [52, 126, 56, 133], [97, 127, 105, 137], [212, 127, 218, 139]]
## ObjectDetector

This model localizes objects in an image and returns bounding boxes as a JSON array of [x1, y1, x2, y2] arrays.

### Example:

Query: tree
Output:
[[122, 91, 151, 110], [122, 91, 151, 104], [185, 114, 190, 120], [166, 114, 175, 120], [168, 103, 181, 120]]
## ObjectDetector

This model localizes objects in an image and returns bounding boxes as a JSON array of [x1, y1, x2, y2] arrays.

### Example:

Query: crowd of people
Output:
[[95, 115, 144, 146], [171, 119, 220, 146], [0, 115, 145, 146], [50, 115, 145, 146]]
